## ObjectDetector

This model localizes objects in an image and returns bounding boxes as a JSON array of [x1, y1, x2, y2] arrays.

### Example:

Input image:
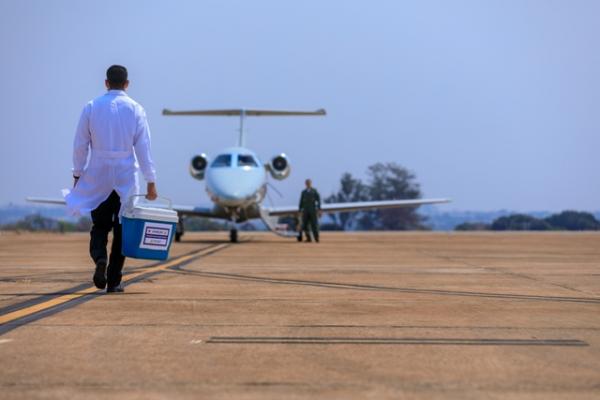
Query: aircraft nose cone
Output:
[[206, 168, 264, 206], [214, 180, 254, 200]]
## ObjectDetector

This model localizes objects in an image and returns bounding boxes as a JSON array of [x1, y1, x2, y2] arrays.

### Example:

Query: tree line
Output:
[[455, 211, 600, 231], [0, 214, 92, 232], [323, 162, 599, 232], [0, 214, 251, 233]]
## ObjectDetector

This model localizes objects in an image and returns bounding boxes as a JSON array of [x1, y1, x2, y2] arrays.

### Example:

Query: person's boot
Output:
[[93, 259, 107, 289], [107, 284, 124, 293]]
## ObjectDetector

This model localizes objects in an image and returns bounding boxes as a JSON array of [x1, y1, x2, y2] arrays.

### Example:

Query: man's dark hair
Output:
[[106, 65, 128, 89]]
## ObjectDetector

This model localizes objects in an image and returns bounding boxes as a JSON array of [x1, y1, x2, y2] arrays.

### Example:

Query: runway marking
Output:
[[0, 338, 13, 344], [0, 243, 229, 330], [190, 339, 203, 344], [207, 337, 589, 346]]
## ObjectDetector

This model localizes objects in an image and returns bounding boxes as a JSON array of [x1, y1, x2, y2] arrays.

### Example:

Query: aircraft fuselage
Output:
[[204, 147, 268, 222]]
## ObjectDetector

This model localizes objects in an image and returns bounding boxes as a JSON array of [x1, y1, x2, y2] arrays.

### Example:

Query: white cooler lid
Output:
[[123, 205, 179, 223]]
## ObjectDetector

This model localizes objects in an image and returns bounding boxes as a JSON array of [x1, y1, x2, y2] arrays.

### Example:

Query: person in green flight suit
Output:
[[298, 178, 322, 243]]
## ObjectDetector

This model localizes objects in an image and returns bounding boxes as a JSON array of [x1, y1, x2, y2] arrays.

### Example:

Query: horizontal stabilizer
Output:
[[162, 108, 326, 117]]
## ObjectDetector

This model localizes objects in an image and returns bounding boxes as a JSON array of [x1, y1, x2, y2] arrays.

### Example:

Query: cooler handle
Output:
[[126, 194, 173, 210]]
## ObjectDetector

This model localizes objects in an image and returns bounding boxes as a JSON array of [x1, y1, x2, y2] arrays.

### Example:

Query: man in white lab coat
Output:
[[65, 65, 158, 293]]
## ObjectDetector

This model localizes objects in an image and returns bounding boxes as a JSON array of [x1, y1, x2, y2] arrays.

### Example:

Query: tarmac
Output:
[[0, 231, 599, 399]]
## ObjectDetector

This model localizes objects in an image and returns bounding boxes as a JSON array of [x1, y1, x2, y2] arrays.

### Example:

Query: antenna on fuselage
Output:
[[162, 108, 327, 147]]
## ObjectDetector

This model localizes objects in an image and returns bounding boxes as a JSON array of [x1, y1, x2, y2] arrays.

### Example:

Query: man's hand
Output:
[[146, 182, 158, 200], [318, 210, 323, 218]]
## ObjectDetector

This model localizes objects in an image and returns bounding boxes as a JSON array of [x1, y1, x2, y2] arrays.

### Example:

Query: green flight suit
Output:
[[299, 187, 321, 242]]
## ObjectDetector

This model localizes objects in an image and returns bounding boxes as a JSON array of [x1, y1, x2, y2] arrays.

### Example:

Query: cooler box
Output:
[[121, 196, 179, 260]]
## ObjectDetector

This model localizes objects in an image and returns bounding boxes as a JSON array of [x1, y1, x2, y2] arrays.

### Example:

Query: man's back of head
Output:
[[106, 65, 128, 90]]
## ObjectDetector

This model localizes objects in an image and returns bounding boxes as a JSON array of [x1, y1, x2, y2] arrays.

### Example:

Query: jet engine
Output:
[[267, 154, 291, 180], [189, 154, 209, 180]]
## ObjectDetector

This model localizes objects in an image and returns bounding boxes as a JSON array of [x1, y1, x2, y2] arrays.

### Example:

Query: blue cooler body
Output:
[[121, 200, 179, 260]]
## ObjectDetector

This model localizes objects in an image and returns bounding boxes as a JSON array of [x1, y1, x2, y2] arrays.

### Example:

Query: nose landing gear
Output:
[[229, 210, 240, 243]]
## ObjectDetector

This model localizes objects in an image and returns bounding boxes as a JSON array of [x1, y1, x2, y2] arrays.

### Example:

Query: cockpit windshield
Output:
[[211, 154, 232, 168], [237, 154, 258, 167]]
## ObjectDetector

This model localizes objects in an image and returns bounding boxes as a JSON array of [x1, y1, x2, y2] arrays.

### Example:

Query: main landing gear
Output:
[[229, 228, 238, 243], [175, 218, 185, 242]]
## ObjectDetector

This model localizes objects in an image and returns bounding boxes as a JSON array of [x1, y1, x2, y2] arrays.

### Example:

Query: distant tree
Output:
[[454, 222, 491, 231], [0, 214, 80, 232], [544, 211, 600, 231], [76, 217, 92, 231], [325, 172, 369, 230], [320, 222, 344, 231], [459, 210, 600, 232], [357, 162, 427, 230], [325, 163, 427, 231], [491, 214, 551, 231], [12, 214, 59, 231]]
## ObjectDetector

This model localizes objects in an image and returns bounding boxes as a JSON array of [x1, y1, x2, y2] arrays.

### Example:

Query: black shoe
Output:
[[106, 284, 124, 293], [93, 259, 107, 289]]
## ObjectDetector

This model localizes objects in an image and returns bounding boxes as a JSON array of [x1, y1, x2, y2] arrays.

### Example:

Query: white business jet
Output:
[[28, 108, 450, 242]]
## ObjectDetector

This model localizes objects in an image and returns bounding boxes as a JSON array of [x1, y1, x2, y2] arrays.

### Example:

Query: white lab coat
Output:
[[64, 90, 156, 217]]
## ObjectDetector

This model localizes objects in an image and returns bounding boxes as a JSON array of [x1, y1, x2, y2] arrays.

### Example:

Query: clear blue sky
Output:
[[0, 0, 598, 211]]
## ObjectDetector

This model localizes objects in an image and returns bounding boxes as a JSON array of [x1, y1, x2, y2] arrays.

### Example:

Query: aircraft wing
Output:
[[27, 197, 218, 219], [26, 197, 67, 205], [171, 204, 219, 219], [264, 198, 451, 217]]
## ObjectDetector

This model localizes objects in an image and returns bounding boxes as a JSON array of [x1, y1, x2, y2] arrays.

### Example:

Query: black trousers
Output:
[[90, 191, 125, 287], [302, 210, 320, 241]]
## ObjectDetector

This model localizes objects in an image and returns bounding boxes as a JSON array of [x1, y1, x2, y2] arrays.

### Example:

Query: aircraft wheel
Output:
[[229, 229, 238, 243], [175, 219, 184, 243]]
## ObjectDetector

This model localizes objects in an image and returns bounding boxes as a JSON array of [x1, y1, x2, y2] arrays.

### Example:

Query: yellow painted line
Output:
[[0, 287, 97, 325], [120, 243, 228, 285], [0, 243, 228, 325]]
